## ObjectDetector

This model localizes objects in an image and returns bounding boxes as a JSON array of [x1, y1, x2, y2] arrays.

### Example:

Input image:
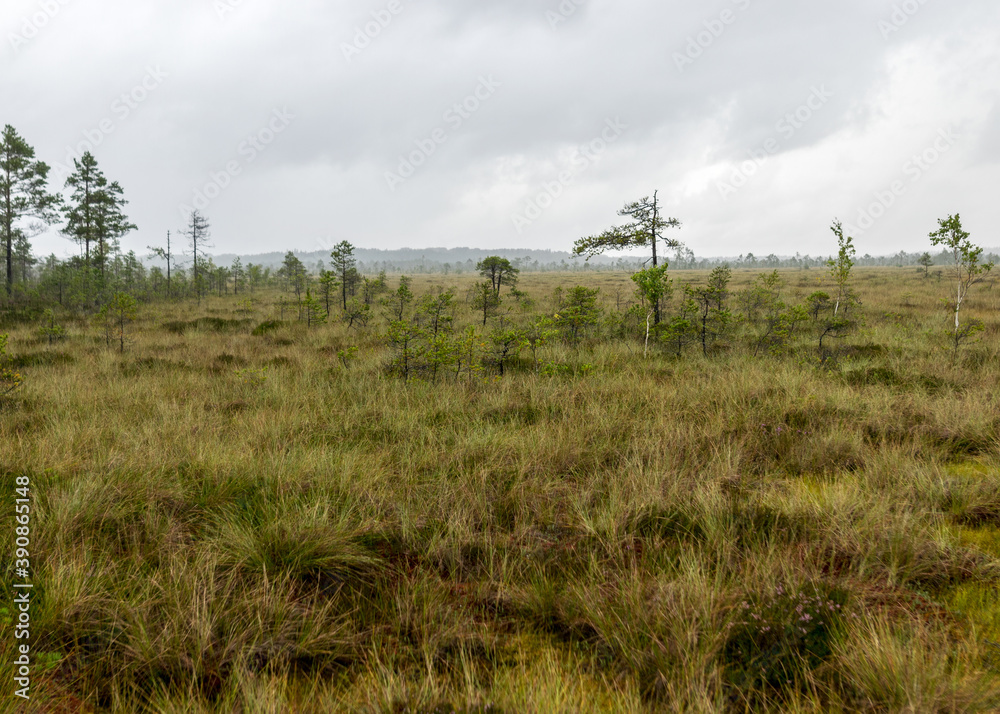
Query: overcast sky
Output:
[[4, 0, 999, 261]]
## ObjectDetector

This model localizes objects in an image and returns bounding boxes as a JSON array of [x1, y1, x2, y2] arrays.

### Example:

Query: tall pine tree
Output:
[[63, 152, 136, 287], [181, 210, 212, 303], [330, 240, 357, 310], [1, 125, 60, 297]]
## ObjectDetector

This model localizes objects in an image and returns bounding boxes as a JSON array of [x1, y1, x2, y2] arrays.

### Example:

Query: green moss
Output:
[[955, 526, 1000, 558], [947, 583, 1000, 641]]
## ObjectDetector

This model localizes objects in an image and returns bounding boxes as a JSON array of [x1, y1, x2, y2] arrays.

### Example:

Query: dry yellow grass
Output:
[[1, 266, 998, 712]]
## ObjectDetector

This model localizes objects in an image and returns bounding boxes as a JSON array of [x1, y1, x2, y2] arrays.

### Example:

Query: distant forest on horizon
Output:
[[175, 244, 1000, 275]]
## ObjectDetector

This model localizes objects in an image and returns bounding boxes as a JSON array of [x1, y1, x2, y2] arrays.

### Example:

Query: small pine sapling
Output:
[[38, 308, 66, 345], [691, 266, 732, 357], [97, 292, 138, 353], [302, 289, 327, 328], [487, 314, 528, 376], [918, 252, 933, 278], [554, 285, 602, 345]]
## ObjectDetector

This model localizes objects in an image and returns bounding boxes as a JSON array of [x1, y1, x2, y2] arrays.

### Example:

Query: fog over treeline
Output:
[[155, 245, 1000, 275]]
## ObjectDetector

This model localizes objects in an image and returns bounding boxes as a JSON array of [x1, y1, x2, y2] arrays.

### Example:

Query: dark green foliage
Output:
[[166, 317, 253, 334], [38, 307, 66, 345], [630, 263, 673, 336], [845, 366, 905, 388], [840, 343, 888, 359], [360, 271, 389, 307], [554, 285, 602, 345], [574, 192, 679, 265], [278, 251, 307, 299], [690, 265, 732, 356], [575, 192, 681, 323], [382, 275, 415, 322], [480, 403, 554, 427], [213, 352, 247, 367], [486, 314, 527, 375], [318, 268, 340, 313], [1, 125, 61, 297], [63, 152, 136, 290], [806, 291, 831, 321], [476, 256, 520, 298], [385, 319, 423, 382], [632, 505, 706, 542], [471, 281, 500, 326], [722, 582, 850, 703], [118, 357, 189, 376], [302, 289, 327, 327], [6, 350, 75, 368], [659, 296, 698, 357], [97, 291, 138, 352], [389, 703, 505, 714], [843, 364, 949, 394], [728, 503, 810, 547], [330, 240, 358, 310], [918, 251, 934, 277]]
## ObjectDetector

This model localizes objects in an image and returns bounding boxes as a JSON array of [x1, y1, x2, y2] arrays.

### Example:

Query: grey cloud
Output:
[[3, 0, 999, 258]]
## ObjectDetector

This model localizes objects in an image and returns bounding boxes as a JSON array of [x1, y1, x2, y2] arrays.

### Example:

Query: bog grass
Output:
[[1, 266, 999, 712]]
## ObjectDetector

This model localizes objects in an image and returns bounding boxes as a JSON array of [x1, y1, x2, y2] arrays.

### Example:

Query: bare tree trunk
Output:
[[644, 311, 651, 359]]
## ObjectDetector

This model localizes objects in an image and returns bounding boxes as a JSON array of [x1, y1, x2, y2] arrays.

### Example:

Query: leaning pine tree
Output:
[[573, 190, 682, 324]]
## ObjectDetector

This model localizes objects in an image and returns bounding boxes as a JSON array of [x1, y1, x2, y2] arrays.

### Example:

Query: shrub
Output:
[[0, 334, 22, 396], [252, 320, 284, 336], [723, 581, 851, 702]]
